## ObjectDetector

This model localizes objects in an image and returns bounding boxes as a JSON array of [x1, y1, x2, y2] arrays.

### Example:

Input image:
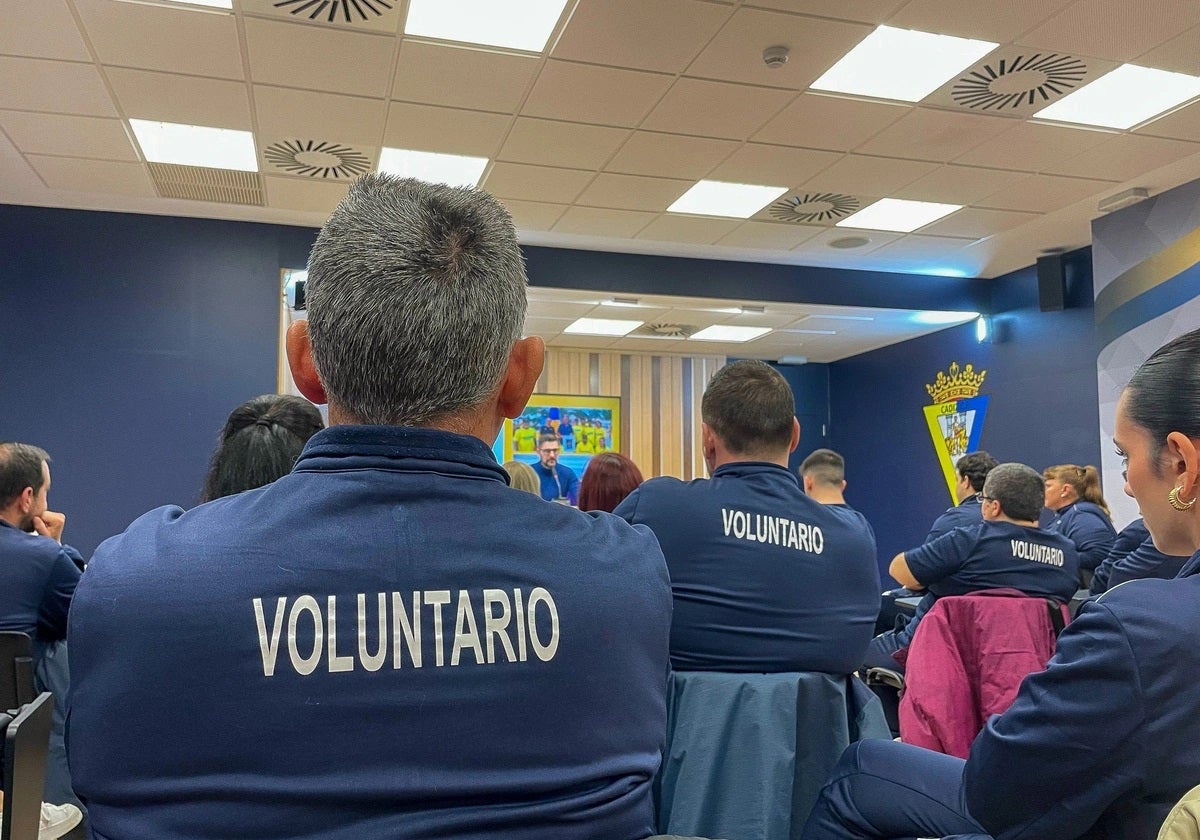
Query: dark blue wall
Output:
[[830, 249, 1101, 582], [770, 362, 831, 473]]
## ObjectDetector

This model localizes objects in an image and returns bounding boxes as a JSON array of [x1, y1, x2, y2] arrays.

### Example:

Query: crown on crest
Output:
[[926, 362, 986, 403]]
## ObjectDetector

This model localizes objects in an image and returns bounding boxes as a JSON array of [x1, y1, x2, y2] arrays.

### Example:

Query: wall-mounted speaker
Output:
[[1037, 254, 1065, 312]]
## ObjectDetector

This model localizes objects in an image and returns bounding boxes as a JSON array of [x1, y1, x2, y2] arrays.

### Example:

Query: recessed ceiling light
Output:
[[811, 25, 997, 102], [780, 328, 837, 335], [603, 297, 642, 308], [174, 0, 232, 7], [564, 317, 643, 337], [689, 325, 773, 342], [404, 0, 570, 52], [1032, 64, 1200, 129], [128, 119, 257, 171], [377, 147, 488, 188], [912, 310, 979, 324], [668, 180, 789, 219], [836, 198, 961, 233], [809, 313, 875, 321]]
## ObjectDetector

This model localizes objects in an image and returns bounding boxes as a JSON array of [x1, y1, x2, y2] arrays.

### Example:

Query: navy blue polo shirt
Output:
[[68, 426, 671, 840], [1100, 536, 1189, 592], [1045, 501, 1116, 570], [613, 462, 880, 674], [965, 551, 1200, 838], [0, 519, 80, 641], [906, 520, 1080, 603], [925, 494, 983, 543], [532, 460, 579, 504]]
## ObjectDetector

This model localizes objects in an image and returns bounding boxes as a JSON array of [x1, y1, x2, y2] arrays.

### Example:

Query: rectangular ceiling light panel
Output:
[[811, 25, 997, 102], [836, 198, 961, 233], [689, 325, 773, 342], [129, 119, 257, 171], [377, 148, 489, 188], [1033, 64, 1200, 129], [668, 180, 788, 219], [405, 0, 570, 52], [564, 317, 643, 336]]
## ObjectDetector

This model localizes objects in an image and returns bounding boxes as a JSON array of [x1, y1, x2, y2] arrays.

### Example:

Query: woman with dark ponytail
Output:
[[801, 327, 1200, 840], [200, 395, 324, 503], [1043, 462, 1117, 583]]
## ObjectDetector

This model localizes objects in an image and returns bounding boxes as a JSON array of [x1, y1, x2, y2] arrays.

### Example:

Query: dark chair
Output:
[[2, 692, 55, 840], [0, 633, 36, 711]]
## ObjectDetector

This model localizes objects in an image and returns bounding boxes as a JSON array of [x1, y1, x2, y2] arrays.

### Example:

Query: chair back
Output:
[[0, 633, 36, 711], [1, 692, 54, 840]]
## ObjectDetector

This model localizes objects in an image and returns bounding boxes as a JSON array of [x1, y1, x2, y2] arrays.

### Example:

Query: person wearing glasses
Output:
[[533, 433, 580, 504], [863, 462, 1079, 672]]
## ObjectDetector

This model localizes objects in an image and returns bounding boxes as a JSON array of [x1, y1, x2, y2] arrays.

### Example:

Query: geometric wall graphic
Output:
[[264, 140, 372, 180], [952, 54, 1087, 111]]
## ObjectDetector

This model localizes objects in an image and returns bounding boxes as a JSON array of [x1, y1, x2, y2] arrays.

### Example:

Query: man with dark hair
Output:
[[532, 431, 579, 503], [0, 442, 84, 835], [865, 462, 1080, 671], [926, 451, 999, 541], [800, 448, 850, 506], [615, 360, 880, 674], [68, 175, 671, 840]]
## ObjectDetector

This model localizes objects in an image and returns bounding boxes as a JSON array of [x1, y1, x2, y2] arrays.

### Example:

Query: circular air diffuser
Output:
[[264, 140, 372, 180], [768, 193, 859, 224], [952, 54, 1087, 110], [272, 0, 392, 23]]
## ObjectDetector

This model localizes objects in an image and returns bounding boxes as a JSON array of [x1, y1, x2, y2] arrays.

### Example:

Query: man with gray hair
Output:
[[864, 463, 1080, 671], [67, 175, 671, 840]]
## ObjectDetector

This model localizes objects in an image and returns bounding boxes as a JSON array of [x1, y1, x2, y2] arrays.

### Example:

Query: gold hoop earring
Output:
[[1168, 485, 1197, 512]]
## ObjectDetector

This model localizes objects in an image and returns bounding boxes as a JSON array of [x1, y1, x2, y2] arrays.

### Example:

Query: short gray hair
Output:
[[982, 462, 1044, 522], [306, 174, 527, 426]]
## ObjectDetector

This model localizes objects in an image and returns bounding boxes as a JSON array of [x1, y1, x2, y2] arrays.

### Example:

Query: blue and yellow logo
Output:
[[924, 363, 989, 502]]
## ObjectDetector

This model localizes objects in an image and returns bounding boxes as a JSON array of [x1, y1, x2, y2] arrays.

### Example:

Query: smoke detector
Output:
[[763, 46, 789, 69]]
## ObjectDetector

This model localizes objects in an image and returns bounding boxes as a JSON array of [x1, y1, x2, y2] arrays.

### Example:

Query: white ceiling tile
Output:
[[576, 173, 692, 211], [919, 207, 1038, 239], [522, 61, 674, 127], [264, 176, 350, 213], [888, 0, 1076, 42], [75, 0, 243, 79], [1020, 0, 1200, 63], [953, 121, 1112, 171], [708, 144, 841, 189], [0, 0, 91, 61], [685, 8, 872, 90], [802, 155, 937, 195], [553, 207, 657, 238], [1135, 24, 1200, 75], [792, 228, 901, 254], [1046, 134, 1200, 182], [383, 103, 511, 158], [107, 68, 252, 129], [753, 93, 911, 152], [526, 299, 597, 318], [606, 132, 739, 180], [868, 234, 977, 261], [0, 58, 117, 117], [244, 18, 394, 97], [642, 79, 794, 141], [857, 108, 1015, 162], [499, 118, 629, 170], [26, 155, 155, 197], [523, 316, 576, 337], [715, 220, 821, 250], [637, 214, 742, 244], [484, 163, 592, 204], [892, 165, 1026, 205], [979, 173, 1114, 213], [1139, 101, 1200, 142], [503, 199, 570, 231], [254, 86, 385, 147], [546, 335, 619, 349], [551, 0, 732, 74], [751, 0, 908, 24], [392, 41, 539, 113], [0, 111, 137, 161]]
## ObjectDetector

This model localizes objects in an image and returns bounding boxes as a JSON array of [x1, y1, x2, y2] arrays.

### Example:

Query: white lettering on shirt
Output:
[[721, 508, 825, 554], [1010, 539, 1066, 567]]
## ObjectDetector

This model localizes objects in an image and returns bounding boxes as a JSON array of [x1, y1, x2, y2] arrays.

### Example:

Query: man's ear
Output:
[[497, 336, 545, 419], [286, 320, 327, 405], [802, 475, 814, 494], [788, 417, 801, 453], [17, 486, 33, 514]]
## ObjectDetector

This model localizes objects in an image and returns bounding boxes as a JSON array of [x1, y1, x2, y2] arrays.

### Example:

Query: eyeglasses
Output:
[[979, 494, 996, 503], [539, 447, 559, 454]]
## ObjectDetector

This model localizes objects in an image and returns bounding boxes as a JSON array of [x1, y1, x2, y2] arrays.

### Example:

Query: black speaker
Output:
[[1037, 254, 1065, 312]]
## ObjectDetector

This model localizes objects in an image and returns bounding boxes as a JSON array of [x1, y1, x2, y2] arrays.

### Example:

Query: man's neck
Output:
[[807, 487, 846, 505], [0, 508, 24, 529]]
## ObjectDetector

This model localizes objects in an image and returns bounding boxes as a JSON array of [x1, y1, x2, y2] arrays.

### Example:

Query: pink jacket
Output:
[[898, 588, 1067, 758]]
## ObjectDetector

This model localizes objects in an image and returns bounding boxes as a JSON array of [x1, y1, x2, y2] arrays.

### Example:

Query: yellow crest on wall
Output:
[[923, 362, 989, 502]]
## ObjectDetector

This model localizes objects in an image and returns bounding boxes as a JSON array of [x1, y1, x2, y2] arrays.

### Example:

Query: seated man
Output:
[[865, 462, 1079, 671], [1091, 533, 1189, 593], [800, 448, 858, 512], [532, 432, 580, 503], [615, 360, 880, 674], [926, 451, 998, 541], [67, 175, 671, 840]]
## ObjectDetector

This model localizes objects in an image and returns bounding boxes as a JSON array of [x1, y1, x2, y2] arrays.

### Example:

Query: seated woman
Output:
[[802, 327, 1200, 840], [201, 394, 324, 502], [1043, 463, 1117, 585], [577, 452, 644, 514], [502, 460, 541, 496]]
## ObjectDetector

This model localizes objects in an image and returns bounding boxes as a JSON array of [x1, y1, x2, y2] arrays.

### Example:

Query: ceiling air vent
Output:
[[272, 0, 393, 23], [147, 163, 265, 206], [769, 193, 859, 224], [952, 54, 1087, 111], [634, 323, 696, 339], [264, 140, 372, 180]]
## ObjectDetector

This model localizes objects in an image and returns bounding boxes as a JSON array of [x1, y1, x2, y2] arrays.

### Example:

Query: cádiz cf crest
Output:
[[924, 362, 989, 502]]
